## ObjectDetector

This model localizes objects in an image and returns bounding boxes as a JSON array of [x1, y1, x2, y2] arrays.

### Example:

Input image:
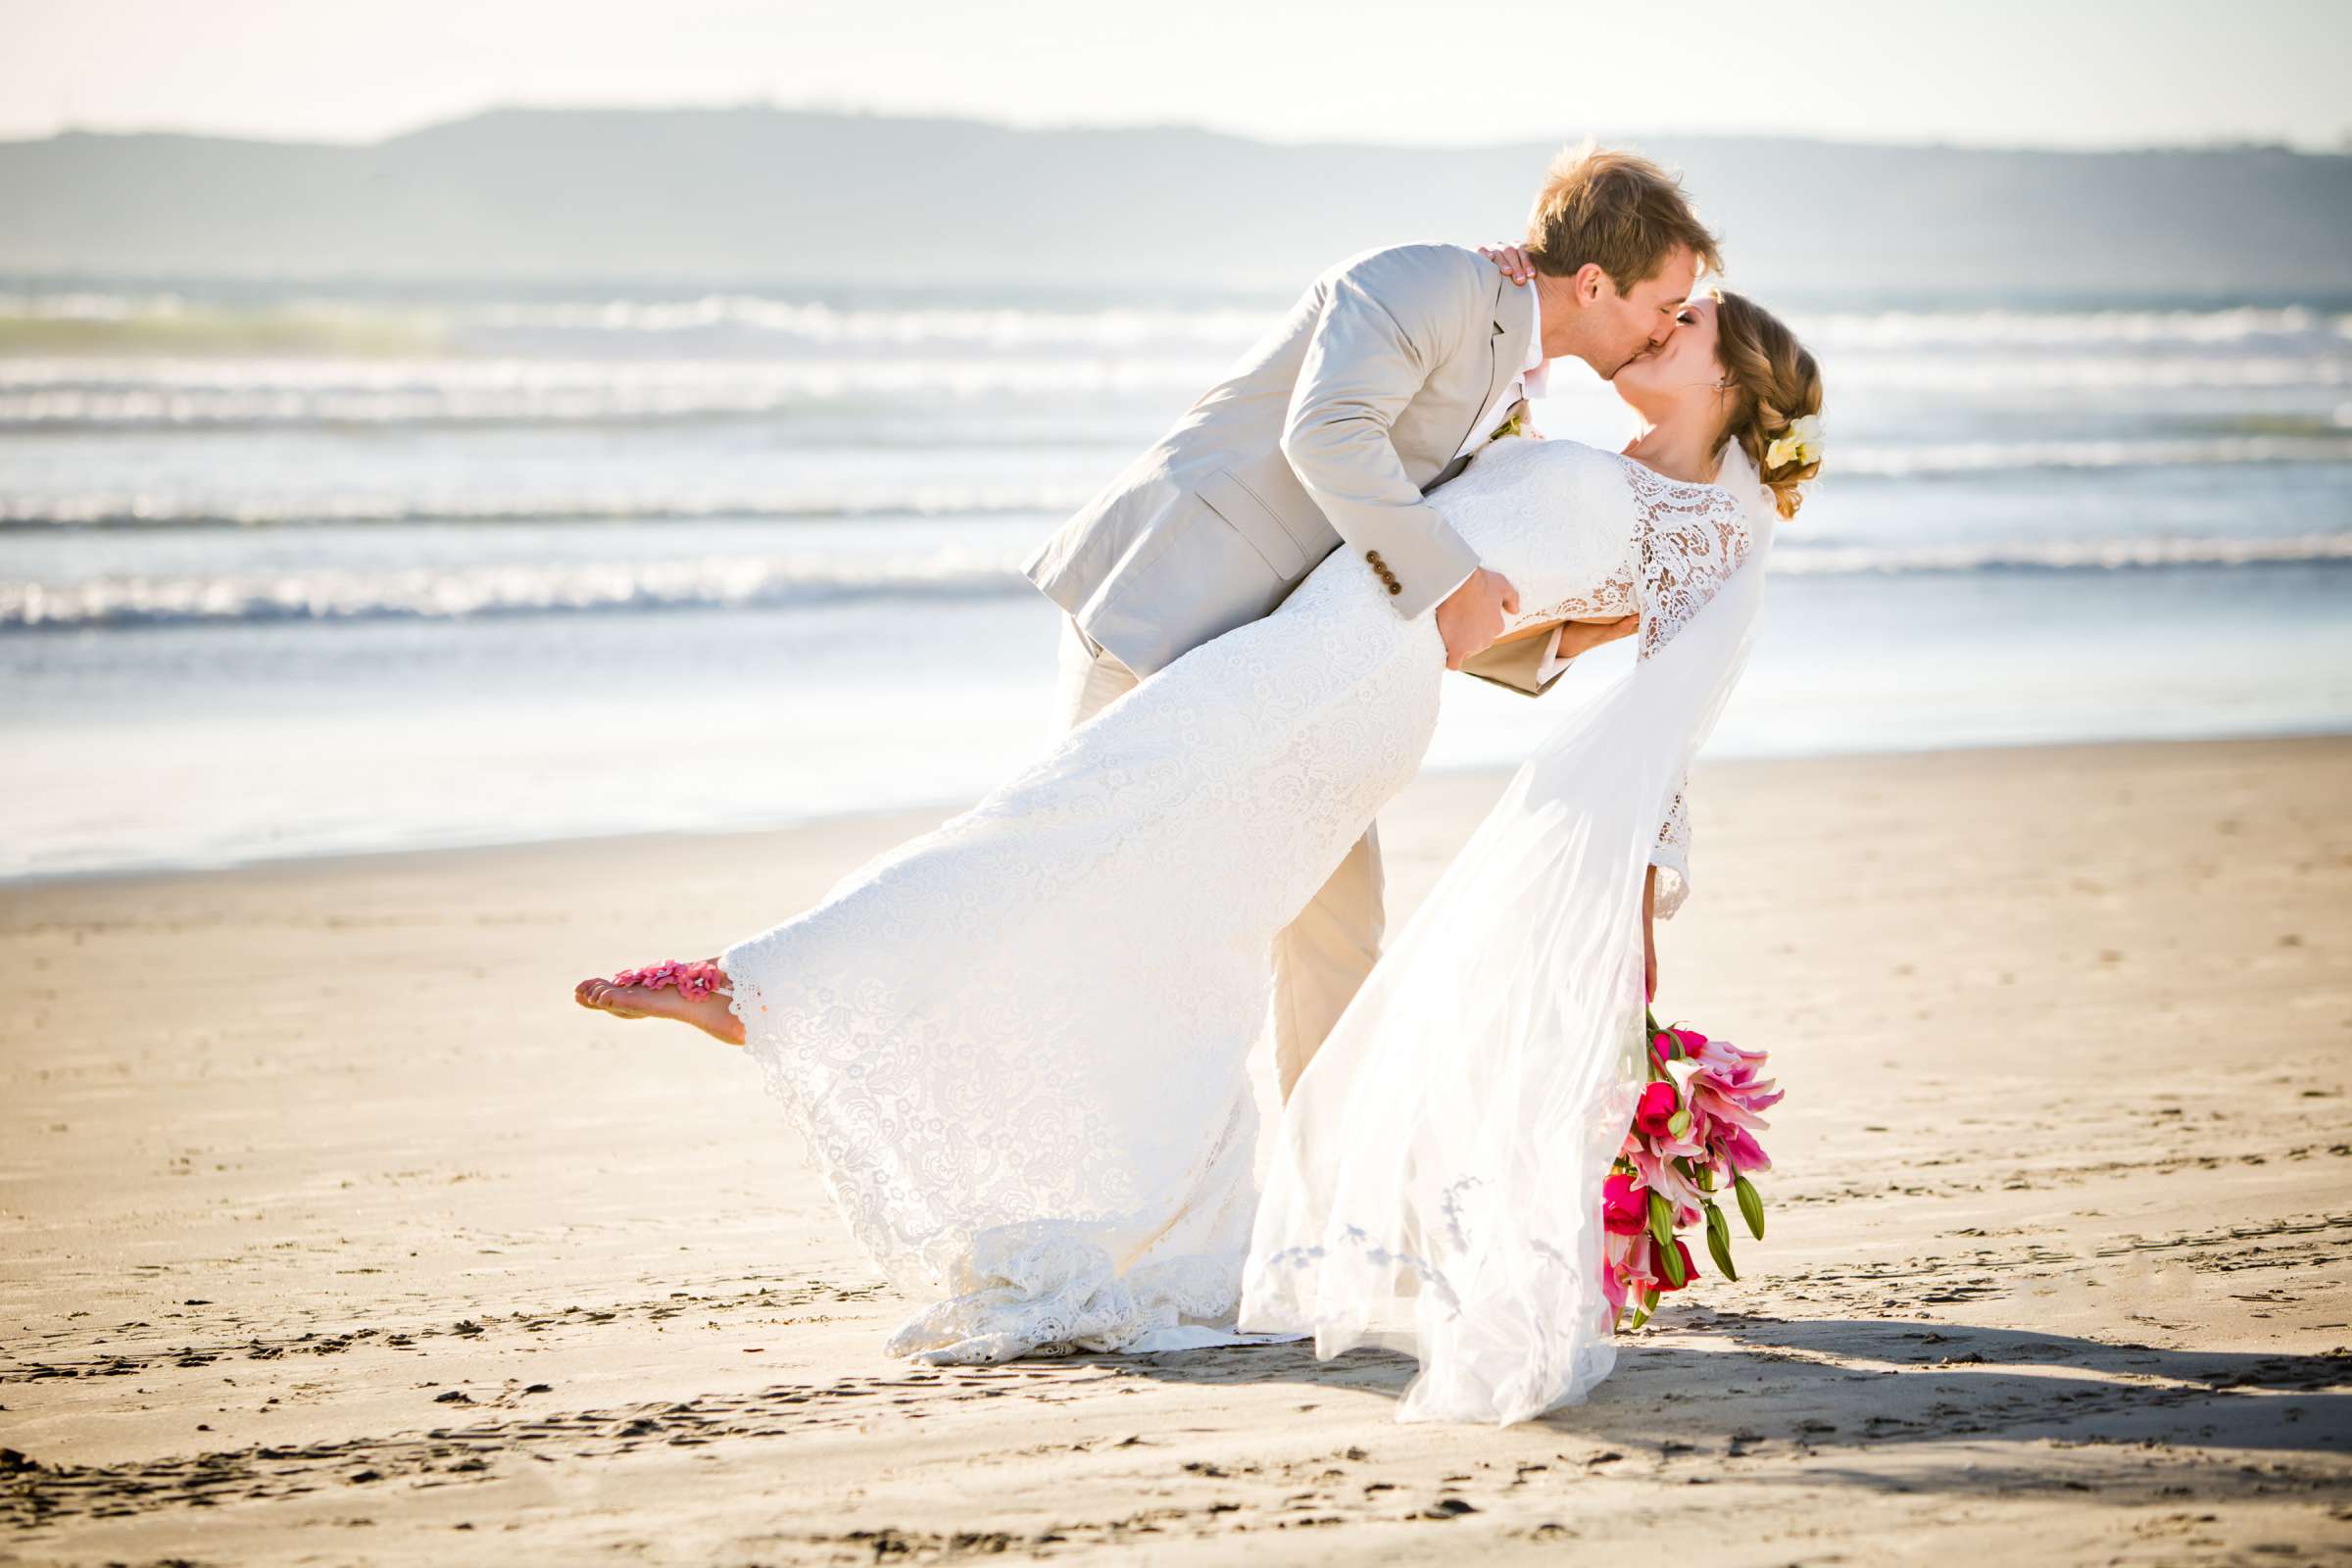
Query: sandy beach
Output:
[[3, 734, 2348, 1565]]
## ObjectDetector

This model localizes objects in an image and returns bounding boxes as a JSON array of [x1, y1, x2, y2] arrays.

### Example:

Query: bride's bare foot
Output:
[[573, 957, 747, 1047]]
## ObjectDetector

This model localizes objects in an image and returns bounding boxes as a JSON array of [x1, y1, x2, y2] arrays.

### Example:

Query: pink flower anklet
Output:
[[610, 958, 732, 1002]]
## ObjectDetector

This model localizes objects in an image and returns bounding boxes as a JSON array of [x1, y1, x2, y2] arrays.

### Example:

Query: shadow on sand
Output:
[[1091, 1310, 2350, 1478]]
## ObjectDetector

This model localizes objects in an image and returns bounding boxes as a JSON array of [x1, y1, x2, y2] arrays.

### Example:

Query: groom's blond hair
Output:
[[1524, 143, 1721, 290]]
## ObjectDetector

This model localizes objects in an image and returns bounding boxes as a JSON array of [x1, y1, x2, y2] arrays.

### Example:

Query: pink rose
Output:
[[1601, 1172, 1647, 1235], [1634, 1082, 1680, 1139], [1650, 1026, 1706, 1064]]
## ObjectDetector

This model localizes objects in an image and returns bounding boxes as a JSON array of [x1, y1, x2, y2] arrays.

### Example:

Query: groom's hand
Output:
[[1436, 567, 1519, 670]]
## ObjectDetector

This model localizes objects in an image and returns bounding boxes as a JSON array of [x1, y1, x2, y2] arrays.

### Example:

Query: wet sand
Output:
[[2, 736, 2348, 1564]]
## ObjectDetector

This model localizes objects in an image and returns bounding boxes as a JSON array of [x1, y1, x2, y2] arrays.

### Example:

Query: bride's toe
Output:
[[576, 979, 634, 1015]]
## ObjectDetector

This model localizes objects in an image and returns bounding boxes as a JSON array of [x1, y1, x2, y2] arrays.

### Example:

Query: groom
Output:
[[1023, 144, 1723, 1100]]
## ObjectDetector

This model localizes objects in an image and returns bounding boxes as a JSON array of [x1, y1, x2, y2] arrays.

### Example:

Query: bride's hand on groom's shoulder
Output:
[[1478, 243, 1536, 285]]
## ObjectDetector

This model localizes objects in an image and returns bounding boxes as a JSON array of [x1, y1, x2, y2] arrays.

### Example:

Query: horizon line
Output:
[[5, 100, 2346, 161]]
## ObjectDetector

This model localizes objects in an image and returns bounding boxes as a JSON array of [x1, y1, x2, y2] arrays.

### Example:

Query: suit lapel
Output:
[[1439, 270, 1533, 463], [1484, 270, 1535, 424], [1439, 265, 1541, 475]]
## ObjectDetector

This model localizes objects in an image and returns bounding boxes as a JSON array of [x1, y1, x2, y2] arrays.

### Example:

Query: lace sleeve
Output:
[[1626, 465, 1755, 920], [1497, 575, 1633, 638]]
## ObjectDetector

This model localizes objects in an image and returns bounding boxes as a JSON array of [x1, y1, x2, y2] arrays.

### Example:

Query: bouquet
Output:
[[1600, 1008, 1783, 1331]]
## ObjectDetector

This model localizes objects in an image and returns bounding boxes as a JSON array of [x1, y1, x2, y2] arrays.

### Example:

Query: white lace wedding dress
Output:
[[719, 434, 1762, 1382]]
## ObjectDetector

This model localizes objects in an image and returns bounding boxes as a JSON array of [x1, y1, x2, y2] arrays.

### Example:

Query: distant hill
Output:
[[4, 107, 2347, 300]]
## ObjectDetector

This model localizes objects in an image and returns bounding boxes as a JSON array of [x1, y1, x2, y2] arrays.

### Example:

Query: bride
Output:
[[573, 285, 1824, 1425]]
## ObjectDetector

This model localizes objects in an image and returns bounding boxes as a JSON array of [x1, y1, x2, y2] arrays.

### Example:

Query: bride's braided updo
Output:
[[1713, 290, 1823, 520]]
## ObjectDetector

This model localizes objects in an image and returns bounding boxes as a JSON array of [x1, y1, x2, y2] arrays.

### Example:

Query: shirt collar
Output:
[[1521, 280, 1551, 396]]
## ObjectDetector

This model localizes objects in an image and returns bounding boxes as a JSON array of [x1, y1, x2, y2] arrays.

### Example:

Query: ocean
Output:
[[3, 280, 2348, 882]]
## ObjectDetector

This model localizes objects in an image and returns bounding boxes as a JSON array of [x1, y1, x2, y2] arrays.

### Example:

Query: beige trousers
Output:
[[1050, 616, 1384, 1102]]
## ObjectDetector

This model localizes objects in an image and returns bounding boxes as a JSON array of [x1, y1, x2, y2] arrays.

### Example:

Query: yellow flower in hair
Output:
[[1765, 414, 1824, 471]]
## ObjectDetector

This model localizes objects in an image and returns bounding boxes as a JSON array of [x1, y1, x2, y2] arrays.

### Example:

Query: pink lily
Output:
[[1629, 1146, 1708, 1213], [1689, 1075, 1778, 1134], [1714, 1123, 1773, 1173], [1687, 1034, 1768, 1078]]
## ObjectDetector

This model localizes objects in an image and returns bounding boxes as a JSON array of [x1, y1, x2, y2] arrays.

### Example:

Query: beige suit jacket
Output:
[[1021, 242, 1559, 694]]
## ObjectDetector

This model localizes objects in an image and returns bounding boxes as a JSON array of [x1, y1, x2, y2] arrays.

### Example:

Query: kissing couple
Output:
[[575, 143, 1825, 1425]]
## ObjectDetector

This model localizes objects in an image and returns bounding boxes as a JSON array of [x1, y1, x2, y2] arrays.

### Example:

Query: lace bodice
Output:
[[1425, 437, 1758, 917]]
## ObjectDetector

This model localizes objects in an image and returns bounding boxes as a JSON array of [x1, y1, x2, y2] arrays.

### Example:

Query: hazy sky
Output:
[[4, 0, 2348, 151]]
